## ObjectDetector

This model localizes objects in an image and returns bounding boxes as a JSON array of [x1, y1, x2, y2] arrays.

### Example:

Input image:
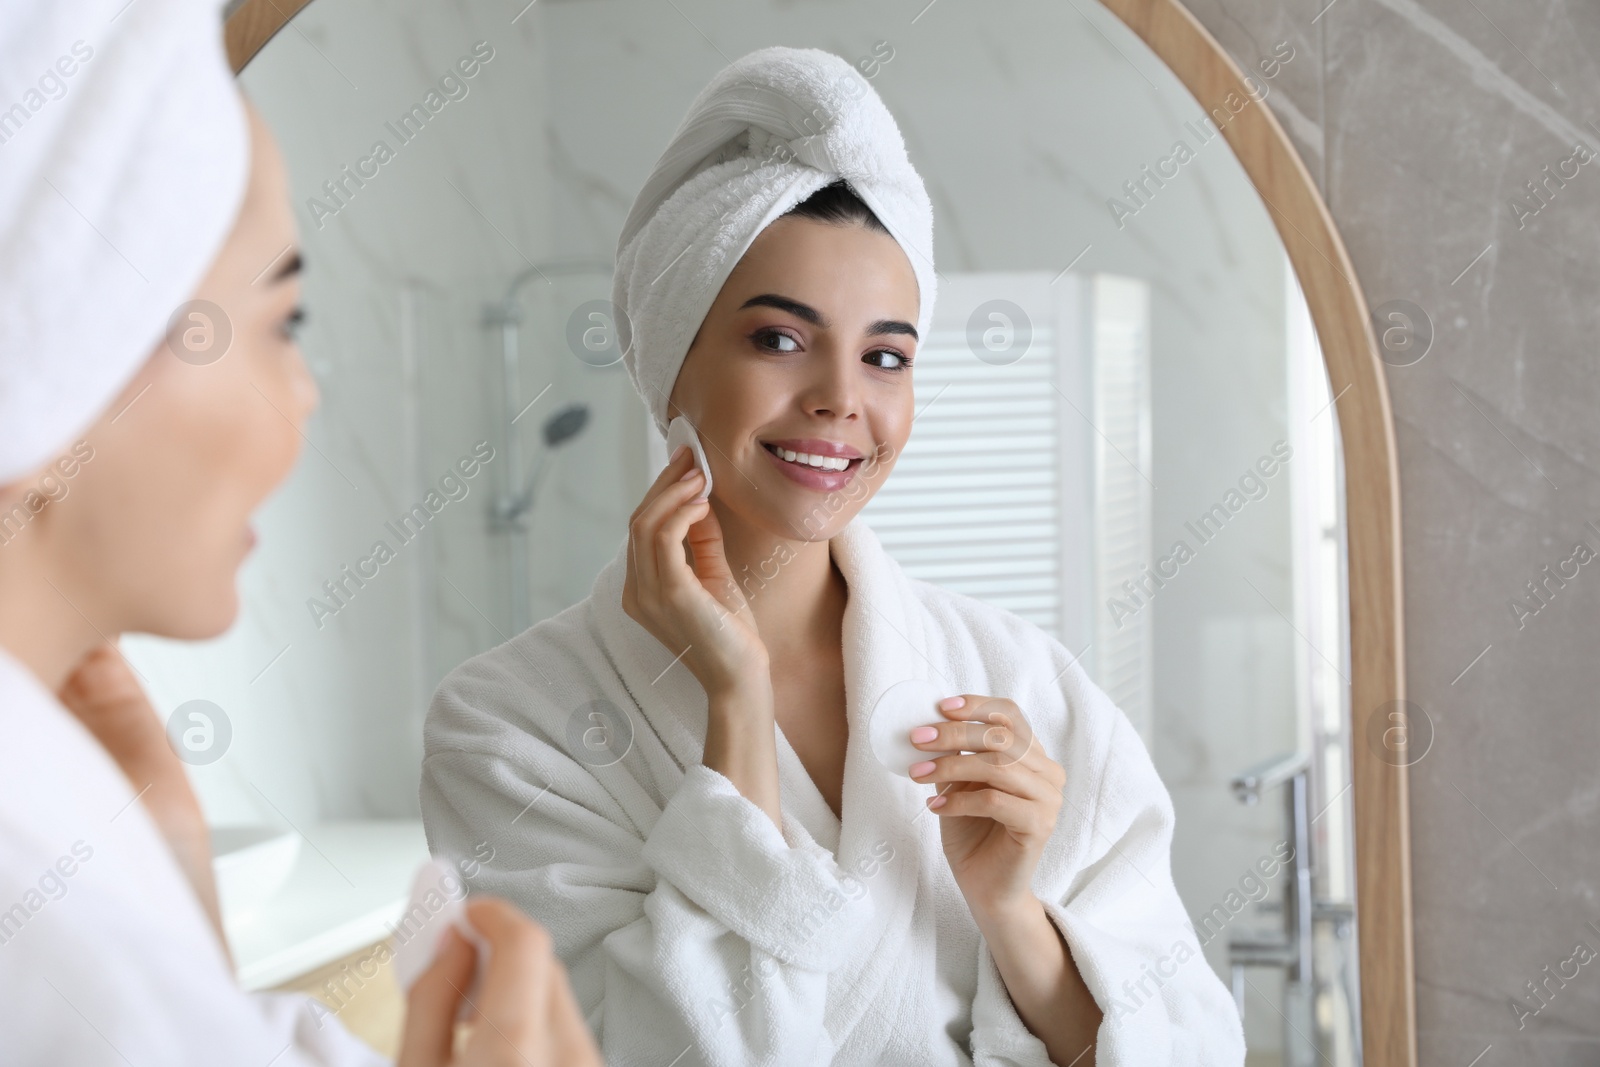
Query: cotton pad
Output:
[[666, 416, 713, 501], [394, 858, 490, 1008], [869, 678, 957, 778]]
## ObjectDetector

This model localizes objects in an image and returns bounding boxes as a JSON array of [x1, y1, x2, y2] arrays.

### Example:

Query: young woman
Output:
[[0, 2, 600, 1064], [421, 46, 1244, 1066]]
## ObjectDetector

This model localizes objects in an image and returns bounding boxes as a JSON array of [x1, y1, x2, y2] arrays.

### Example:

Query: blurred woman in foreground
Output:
[[0, 1, 602, 1063]]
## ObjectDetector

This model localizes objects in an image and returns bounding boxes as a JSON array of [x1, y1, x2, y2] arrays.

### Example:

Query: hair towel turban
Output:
[[0, 0, 248, 484], [611, 45, 937, 438]]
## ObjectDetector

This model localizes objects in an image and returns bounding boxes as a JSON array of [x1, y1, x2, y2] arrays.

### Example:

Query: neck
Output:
[[709, 498, 846, 665], [0, 538, 108, 693]]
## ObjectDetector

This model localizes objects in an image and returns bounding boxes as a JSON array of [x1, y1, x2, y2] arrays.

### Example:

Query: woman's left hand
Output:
[[909, 694, 1065, 918]]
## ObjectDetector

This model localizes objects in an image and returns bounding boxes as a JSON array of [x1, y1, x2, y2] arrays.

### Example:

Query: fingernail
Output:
[[909, 760, 936, 777], [928, 795, 947, 809], [678, 467, 702, 482], [669, 444, 688, 463], [909, 726, 938, 743], [938, 696, 965, 711]]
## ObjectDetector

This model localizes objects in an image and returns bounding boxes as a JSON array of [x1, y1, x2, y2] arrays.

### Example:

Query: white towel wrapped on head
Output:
[[611, 45, 938, 438], [0, 0, 248, 484]]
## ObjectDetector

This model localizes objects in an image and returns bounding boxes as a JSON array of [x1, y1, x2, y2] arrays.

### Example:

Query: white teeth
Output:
[[771, 446, 850, 471]]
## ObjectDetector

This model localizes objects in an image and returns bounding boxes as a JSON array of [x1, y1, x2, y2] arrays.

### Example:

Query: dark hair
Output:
[[780, 179, 891, 235]]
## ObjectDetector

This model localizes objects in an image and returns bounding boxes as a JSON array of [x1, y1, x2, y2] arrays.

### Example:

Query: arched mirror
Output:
[[126, 0, 1413, 1061]]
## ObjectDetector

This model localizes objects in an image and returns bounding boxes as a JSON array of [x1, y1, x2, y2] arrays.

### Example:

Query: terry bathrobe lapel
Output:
[[589, 517, 937, 1053]]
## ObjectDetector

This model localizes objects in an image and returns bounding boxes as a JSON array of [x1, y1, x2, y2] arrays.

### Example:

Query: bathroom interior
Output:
[[125, 0, 1570, 1061]]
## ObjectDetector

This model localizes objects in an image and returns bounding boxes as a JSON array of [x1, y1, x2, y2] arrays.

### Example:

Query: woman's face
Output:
[[14, 99, 314, 640], [667, 214, 921, 544]]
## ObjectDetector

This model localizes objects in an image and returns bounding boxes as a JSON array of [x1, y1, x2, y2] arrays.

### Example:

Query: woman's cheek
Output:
[[185, 379, 259, 613], [112, 392, 240, 636], [245, 338, 316, 496], [262, 376, 308, 489], [285, 344, 319, 425]]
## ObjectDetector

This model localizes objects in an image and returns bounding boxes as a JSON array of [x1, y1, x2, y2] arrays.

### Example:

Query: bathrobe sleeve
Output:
[[967, 666, 1246, 1067], [420, 664, 883, 1067]]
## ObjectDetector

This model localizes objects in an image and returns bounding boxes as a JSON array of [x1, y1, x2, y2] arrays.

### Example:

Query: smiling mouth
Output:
[[761, 442, 862, 472]]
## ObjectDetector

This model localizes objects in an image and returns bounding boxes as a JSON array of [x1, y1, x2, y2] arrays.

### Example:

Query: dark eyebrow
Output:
[[738, 292, 918, 343], [867, 317, 918, 341]]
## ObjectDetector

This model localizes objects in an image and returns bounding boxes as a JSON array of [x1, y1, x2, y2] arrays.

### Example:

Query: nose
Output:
[[802, 345, 861, 421]]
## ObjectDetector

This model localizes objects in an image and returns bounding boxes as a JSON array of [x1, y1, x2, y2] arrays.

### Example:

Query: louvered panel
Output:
[[893, 436, 1056, 457], [897, 557, 1059, 579], [893, 545, 1059, 564], [891, 444, 1056, 465], [889, 536, 1059, 557], [881, 468, 1055, 488], [873, 521, 1059, 544], [988, 594, 1061, 613], [864, 508, 1058, 531], [895, 417, 1055, 440]]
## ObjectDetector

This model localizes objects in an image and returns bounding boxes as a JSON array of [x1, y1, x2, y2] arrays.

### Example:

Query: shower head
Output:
[[543, 404, 589, 448], [496, 403, 592, 529]]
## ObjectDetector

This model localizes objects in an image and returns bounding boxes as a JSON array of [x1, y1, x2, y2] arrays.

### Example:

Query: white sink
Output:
[[211, 825, 301, 916], [217, 820, 430, 990]]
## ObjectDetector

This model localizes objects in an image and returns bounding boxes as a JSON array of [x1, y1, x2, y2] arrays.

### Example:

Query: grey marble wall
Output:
[[1184, 0, 1600, 1062]]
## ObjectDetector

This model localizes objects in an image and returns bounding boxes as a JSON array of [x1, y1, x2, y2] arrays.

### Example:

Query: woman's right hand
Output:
[[398, 897, 602, 1067], [622, 443, 770, 697]]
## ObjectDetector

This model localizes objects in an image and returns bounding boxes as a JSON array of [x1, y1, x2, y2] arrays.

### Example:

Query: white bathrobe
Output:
[[421, 518, 1245, 1066], [0, 646, 387, 1067]]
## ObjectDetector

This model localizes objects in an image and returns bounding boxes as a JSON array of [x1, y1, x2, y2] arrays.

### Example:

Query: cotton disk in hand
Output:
[[666, 416, 713, 501], [869, 678, 957, 778], [394, 858, 490, 1012]]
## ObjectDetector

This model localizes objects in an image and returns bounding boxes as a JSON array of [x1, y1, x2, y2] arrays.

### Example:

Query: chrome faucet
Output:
[[1227, 751, 1360, 1067], [1228, 752, 1312, 995]]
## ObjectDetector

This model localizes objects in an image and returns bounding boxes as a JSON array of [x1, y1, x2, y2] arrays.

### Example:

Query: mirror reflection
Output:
[[124, 0, 1358, 1062]]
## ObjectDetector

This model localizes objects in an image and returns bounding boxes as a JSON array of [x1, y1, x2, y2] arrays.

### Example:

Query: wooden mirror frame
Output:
[[224, 1, 1415, 1062]]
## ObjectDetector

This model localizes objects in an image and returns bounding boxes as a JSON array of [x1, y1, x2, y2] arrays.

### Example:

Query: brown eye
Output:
[[754, 328, 800, 353], [866, 348, 911, 371]]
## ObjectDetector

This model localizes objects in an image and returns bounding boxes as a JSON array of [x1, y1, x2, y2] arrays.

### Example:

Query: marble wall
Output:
[[1183, 0, 1600, 1061]]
